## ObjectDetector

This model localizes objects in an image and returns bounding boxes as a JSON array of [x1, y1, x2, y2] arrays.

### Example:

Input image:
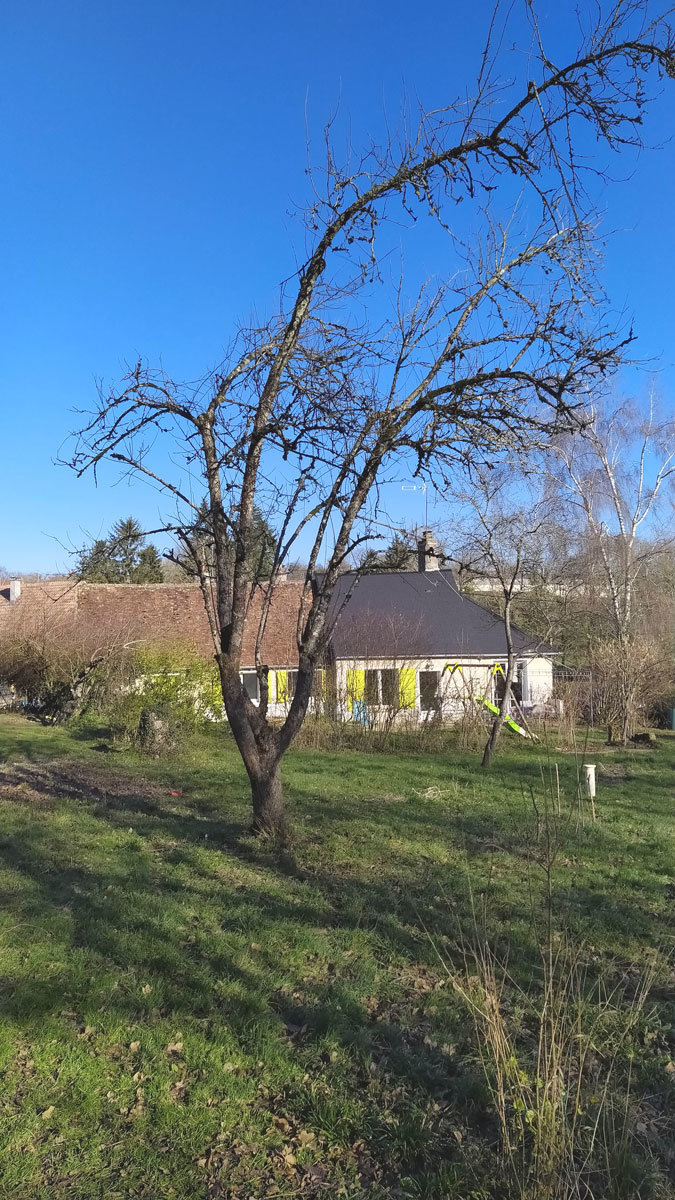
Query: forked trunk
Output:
[[220, 659, 315, 840], [219, 669, 287, 839]]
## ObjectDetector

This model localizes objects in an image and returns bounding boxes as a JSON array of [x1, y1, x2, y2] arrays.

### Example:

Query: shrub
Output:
[[588, 637, 674, 744], [0, 610, 132, 723], [136, 704, 182, 756], [102, 645, 222, 741]]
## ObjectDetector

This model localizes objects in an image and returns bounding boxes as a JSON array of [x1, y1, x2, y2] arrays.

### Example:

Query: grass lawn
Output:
[[0, 713, 673, 1198]]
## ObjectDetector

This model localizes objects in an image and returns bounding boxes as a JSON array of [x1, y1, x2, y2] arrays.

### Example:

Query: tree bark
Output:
[[218, 658, 316, 840], [248, 755, 285, 838], [218, 665, 286, 838]]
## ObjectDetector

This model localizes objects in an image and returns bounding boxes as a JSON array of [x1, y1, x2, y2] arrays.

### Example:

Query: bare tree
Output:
[[66, 3, 674, 834], [446, 466, 554, 766], [552, 393, 675, 742]]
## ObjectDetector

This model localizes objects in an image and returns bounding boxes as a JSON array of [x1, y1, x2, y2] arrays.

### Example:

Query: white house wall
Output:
[[522, 656, 554, 706], [333, 656, 552, 723], [241, 655, 554, 723]]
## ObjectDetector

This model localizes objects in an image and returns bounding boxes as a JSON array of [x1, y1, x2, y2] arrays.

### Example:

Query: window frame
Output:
[[240, 670, 260, 703], [419, 669, 440, 712]]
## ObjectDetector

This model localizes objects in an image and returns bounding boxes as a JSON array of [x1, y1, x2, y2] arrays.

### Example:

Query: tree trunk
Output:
[[482, 595, 516, 769], [481, 713, 503, 769], [219, 658, 316, 840], [620, 682, 636, 747], [218, 667, 286, 839], [249, 756, 286, 839]]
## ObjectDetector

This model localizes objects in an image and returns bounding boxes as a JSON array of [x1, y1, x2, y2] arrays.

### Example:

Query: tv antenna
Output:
[[401, 482, 428, 526]]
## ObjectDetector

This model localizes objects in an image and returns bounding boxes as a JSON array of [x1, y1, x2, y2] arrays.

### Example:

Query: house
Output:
[[318, 536, 555, 724], [1, 536, 556, 722]]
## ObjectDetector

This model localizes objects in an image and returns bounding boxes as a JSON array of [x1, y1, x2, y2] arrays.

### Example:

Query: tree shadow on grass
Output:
[[0, 750, 670, 1197], [0, 759, 485, 1158]]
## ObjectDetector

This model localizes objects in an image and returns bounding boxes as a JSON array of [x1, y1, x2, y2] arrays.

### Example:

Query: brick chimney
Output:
[[9, 579, 21, 604], [417, 530, 440, 572]]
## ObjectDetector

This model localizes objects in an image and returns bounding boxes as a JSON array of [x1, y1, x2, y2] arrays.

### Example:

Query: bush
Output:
[[0, 618, 131, 723], [136, 704, 182, 756], [102, 645, 222, 741]]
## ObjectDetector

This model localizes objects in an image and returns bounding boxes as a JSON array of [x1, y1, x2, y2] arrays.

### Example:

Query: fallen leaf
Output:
[[126, 1086, 145, 1120], [40, 1106, 55, 1120], [129, 1041, 141, 1054], [165, 1042, 184, 1058], [141, 984, 152, 996], [169, 1079, 188, 1102], [306, 1164, 328, 1183]]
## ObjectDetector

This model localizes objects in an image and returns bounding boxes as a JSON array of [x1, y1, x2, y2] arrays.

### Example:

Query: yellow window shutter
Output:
[[399, 668, 416, 709], [346, 668, 365, 712], [276, 670, 288, 703]]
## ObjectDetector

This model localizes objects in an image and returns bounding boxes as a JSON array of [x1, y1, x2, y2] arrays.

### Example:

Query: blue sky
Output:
[[1, 0, 673, 572]]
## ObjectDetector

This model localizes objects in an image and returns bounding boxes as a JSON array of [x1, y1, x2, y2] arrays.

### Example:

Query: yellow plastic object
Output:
[[399, 668, 416, 709], [346, 668, 365, 712]]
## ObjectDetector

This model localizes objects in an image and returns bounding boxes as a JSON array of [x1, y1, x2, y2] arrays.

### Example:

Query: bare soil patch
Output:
[[0, 758, 165, 811]]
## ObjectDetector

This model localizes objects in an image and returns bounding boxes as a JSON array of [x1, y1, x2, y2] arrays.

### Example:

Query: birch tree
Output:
[[552, 395, 675, 742], [67, 2, 675, 834]]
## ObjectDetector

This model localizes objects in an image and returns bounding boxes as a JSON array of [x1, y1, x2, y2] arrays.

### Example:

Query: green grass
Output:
[[0, 714, 673, 1198]]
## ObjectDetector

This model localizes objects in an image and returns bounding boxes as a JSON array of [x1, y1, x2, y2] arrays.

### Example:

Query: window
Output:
[[380, 669, 398, 708], [419, 670, 440, 712], [364, 669, 379, 706], [494, 663, 523, 704], [241, 671, 259, 703], [311, 669, 325, 699]]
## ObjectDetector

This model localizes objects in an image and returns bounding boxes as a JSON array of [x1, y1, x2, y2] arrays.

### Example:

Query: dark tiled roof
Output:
[[328, 570, 550, 659]]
